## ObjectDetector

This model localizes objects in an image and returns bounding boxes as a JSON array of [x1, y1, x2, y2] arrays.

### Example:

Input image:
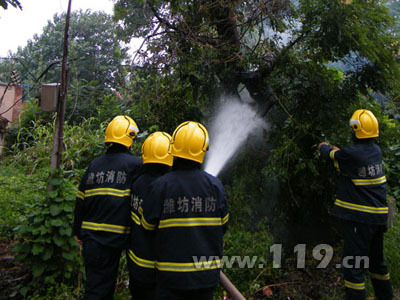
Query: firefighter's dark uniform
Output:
[[141, 159, 229, 300], [320, 139, 393, 300], [128, 164, 170, 300], [73, 144, 142, 300]]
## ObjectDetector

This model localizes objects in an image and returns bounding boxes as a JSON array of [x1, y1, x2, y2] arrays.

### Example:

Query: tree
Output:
[[0, 0, 21, 10], [0, 9, 131, 122], [113, 0, 400, 240]]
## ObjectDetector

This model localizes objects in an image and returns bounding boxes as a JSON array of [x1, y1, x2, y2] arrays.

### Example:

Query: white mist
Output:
[[204, 96, 268, 177]]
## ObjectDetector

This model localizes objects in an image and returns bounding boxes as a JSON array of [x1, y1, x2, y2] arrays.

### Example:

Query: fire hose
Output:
[[220, 271, 246, 300]]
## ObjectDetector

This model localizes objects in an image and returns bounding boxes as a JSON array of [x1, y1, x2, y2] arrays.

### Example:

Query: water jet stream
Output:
[[204, 96, 268, 177]]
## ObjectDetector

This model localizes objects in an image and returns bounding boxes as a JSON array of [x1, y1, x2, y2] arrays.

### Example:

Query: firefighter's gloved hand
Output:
[[318, 142, 329, 151]]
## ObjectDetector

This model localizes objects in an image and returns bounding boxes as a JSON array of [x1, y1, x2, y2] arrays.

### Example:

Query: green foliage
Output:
[[113, 0, 400, 241], [377, 112, 400, 202], [384, 216, 400, 288], [128, 70, 211, 134], [0, 0, 21, 10], [0, 9, 131, 123], [220, 225, 275, 297], [4, 118, 107, 177], [12, 168, 82, 297], [0, 166, 47, 238]]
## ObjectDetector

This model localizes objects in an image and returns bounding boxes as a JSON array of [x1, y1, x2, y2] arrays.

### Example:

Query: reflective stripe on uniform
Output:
[[128, 249, 155, 269], [329, 150, 340, 172], [222, 213, 229, 225], [156, 258, 221, 272], [131, 211, 141, 226], [344, 280, 365, 290], [352, 176, 387, 186], [141, 216, 157, 231], [329, 150, 338, 160], [335, 199, 388, 214], [81, 221, 129, 234], [84, 188, 130, 198], [77, 190, 84, 199], [158, 217, 223, 229], [370, 272, 390, 280]]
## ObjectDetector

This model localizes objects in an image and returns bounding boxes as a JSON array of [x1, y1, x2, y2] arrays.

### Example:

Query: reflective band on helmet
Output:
[[349, 119, 361, 126], [156, 258, 221, 272], [82, 221, 129, 234], [84, 188, 130, 198], [344, 280, 365, 290], [129, 125, 139, 133], [128, 249, 155, 269], [335, 199, 388, 214], [352, 176, 386, 186], [370, 272, 390, 280], [158, 217, 223, 229]]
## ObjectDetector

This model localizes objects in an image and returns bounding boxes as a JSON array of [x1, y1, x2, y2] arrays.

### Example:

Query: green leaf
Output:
[[54, 197, 65, 203], [50, 218, 63, 227], [59, 226, 72, 236], [49, 177, 63, 186], [53, 235, 64, 247], [13, 243, 30, 253], [32, 243, 44, 255], [63, 203, 73, 212], [48, 190, 58, 199], [41, 248, 53, 261], [20, 287, 29, 297], [32, 264, 46, 277], [33, 215, 44, 223], [62, 251, 74, 261], [50, 204, 62, 216]]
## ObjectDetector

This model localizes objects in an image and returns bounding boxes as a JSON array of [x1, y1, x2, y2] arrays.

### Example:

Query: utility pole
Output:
[[49, 0, 72, 169]]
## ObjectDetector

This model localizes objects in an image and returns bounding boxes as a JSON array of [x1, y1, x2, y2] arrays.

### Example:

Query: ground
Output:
[[0, 238, 29, 300], [1, 238, 399, 300]]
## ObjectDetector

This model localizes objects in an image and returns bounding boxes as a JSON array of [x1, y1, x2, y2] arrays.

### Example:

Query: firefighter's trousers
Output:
[[342, 220, 393, 300], [156, 286, 215, 300], [82, 239, 122, 300], [129, 277, 156, 300]]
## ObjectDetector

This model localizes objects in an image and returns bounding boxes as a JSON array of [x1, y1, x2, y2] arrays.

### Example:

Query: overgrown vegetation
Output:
[[1, 0, 400, 299]]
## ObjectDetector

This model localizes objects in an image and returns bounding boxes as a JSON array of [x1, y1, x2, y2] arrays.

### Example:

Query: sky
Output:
[[0, 0, 115, 57]]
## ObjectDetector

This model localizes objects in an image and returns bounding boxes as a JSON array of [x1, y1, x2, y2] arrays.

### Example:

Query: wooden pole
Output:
[[220, 271, 246, 300], [49, 0, 72, 170]]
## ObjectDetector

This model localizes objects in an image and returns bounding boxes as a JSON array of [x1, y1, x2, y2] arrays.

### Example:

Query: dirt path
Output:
[[0, 238, 29, 300]]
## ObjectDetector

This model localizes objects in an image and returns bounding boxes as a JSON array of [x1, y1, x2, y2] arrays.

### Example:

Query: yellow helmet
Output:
[[349, 109, 379, 139], [141, 132, 173, 166], [170, 121, 209, 163], [104, 116, 139, 147]]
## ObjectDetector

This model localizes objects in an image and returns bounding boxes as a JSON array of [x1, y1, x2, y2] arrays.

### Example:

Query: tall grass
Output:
[[4, 118, 106, 179]]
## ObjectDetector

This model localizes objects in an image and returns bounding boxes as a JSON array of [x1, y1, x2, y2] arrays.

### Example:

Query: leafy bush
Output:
[[219, 225, 275, 298], [4, 118, 107, 178], [383, 216, 400, 288], [12, 169, 82, 297], [0, 165, 47, 238]]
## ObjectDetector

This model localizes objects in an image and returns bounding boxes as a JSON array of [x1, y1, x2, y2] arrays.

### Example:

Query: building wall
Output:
[[0, 83, 22, 123]]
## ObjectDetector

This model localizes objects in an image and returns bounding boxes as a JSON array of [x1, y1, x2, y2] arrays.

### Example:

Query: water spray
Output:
[[204, 96, 268, 177]]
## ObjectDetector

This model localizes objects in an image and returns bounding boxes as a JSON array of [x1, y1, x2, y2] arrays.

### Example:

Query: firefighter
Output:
[[128, 131, 173, 300], [141, 121, 229, 300], [318, 109, 393, 300], [73, 115, 142, 300]]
